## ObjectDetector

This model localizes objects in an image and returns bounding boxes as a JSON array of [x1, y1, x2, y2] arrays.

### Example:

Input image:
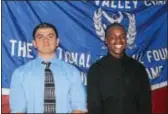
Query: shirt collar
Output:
[[36, 55, 59, 64], [107, 52, 128, 64], [107, 52, 126, 59]]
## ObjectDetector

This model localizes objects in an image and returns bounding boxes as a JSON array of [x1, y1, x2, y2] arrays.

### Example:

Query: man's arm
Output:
[[68, 66, 87, 113], [9, 69, 27, 113], [87, 63, 103, 114], [137, 65, 152, 114]]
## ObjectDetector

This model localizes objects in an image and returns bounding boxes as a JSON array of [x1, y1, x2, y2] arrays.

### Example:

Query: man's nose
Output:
[[116, 37, 122, 43], [43, 37, 49, 41]]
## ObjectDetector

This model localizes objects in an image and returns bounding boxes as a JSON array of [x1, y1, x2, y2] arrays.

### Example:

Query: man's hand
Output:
[[71, 110, 87, 114]]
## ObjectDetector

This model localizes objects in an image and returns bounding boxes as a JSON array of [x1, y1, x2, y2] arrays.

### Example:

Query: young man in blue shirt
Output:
[[10, 23, 87, 113]]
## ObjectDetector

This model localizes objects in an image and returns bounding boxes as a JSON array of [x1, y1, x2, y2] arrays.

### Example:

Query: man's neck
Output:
[[109, 51, 124, 59], [38, 52, 56, 61]]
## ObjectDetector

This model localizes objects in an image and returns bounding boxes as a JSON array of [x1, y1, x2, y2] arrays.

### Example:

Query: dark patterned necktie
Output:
[[42, 61, 56, 113]]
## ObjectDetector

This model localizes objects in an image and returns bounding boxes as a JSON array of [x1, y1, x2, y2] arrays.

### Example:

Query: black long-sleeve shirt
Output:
[[87, 54, 152, 114]]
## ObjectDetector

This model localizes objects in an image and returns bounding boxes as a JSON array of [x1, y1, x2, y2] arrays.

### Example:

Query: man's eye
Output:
[[120, 36, 125, 39], [108, 36, 115, 40], [48, 36, 53, 39], [37, 37, 42, 39]]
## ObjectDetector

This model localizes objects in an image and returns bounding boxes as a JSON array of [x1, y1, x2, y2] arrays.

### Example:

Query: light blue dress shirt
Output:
[[10, 56, 87, 113]]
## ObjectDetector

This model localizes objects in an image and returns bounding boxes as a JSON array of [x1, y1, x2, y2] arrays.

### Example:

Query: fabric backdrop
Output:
[[2, 1, 168, 113]]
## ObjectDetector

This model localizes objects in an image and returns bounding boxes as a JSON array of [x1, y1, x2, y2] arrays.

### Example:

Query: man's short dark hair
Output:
[[105, 23, 127, 38], [32, 22, 58, 39]]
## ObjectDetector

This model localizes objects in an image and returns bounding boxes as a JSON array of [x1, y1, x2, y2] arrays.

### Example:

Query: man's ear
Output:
[[32, 40, 37, 48], [56, 38, 59, 47], [104, 38, 108, 45]]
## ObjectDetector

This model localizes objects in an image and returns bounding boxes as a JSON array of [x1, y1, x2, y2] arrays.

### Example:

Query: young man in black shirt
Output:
[[87, 23, 152, 114]]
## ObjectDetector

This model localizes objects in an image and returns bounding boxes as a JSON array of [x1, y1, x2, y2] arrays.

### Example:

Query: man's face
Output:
[[105, 26, 126, 57], [33, 28, 59, 55]]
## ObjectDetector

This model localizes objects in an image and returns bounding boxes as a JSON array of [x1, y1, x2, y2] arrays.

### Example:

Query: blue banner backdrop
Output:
[[2, 1, 167, 93]]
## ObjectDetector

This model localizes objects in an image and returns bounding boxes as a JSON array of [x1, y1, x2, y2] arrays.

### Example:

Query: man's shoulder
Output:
[[56, 59, 78, 71], [94, 55, 111, 65], [14, 58, 37, 72], [98, 55, 110, 63], [56, 59, 80, 81], [11, 59, 37, 80], [89, 55, 108, 69], [126, 56, 145, 69]]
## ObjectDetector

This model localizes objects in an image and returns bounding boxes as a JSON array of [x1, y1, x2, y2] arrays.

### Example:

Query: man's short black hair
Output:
[[32, 22, 58, 39], [105, 22, 127, 38]]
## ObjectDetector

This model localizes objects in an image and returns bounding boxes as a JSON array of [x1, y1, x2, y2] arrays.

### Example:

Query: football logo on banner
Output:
[[93, 8, 137, 49]]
